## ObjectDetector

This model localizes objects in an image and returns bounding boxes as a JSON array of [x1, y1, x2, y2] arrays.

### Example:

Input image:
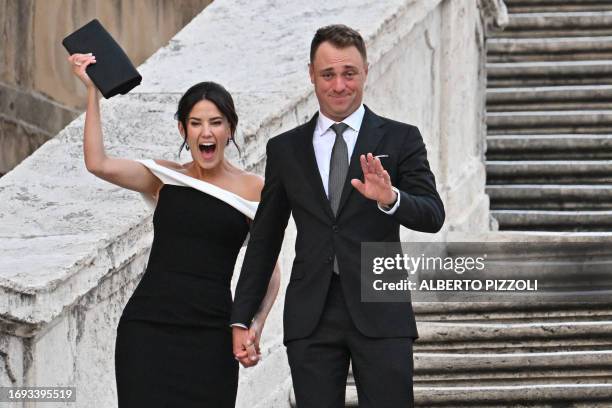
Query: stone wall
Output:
[[0, 0, 212, 176], [0, 1, 495, 406]]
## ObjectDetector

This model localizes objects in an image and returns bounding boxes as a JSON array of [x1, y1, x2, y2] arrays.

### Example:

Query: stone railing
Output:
[[0, 1, 493, 406]]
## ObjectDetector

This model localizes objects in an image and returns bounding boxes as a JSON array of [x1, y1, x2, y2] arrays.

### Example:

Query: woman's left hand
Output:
[[248, 318, 264, 357]]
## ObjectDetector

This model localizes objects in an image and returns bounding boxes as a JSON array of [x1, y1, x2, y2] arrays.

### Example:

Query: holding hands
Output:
[[232, 319, 263, 368], [351, 153, 397, 207]]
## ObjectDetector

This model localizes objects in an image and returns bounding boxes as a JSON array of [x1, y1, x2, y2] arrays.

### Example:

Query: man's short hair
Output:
[[310, 24, 367, 64]]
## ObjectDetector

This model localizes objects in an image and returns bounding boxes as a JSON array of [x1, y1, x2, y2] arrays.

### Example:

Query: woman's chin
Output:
[[195, 155, 222, 171]]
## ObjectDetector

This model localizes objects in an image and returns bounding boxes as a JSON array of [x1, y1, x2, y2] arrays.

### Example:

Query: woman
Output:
[[68, 52, 280, 407]]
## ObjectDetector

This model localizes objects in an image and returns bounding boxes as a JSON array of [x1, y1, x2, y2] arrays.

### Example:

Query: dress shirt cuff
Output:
[[377, 186, 400, 215], [230, 323, 248, 329]]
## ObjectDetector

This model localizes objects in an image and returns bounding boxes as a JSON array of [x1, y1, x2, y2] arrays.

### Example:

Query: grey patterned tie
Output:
[[328, 122, 349, 274], [328, 122, 349, 215]]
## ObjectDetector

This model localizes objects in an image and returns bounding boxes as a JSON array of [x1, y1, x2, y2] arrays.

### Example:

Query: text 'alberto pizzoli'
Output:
[[371, 255, 538, 293], [372, 278, 538, 292]]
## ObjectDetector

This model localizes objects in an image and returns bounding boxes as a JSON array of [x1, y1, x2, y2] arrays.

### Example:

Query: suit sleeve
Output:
[[391, 126, 445, 233], [231, 139, 291, 326]]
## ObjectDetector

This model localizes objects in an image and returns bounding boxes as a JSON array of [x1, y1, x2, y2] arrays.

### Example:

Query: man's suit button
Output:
[[326, 256, 333, 264], [332, 225, 339, 233]]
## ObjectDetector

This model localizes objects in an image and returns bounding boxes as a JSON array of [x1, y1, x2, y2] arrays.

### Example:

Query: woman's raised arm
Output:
[[69, 53, 161, 195]]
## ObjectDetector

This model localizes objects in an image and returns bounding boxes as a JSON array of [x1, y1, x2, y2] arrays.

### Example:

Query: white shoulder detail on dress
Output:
[[136, 159, 259, 219]]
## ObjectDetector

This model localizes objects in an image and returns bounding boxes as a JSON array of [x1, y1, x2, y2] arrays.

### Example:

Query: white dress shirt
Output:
[[313, 105, 400, 214]]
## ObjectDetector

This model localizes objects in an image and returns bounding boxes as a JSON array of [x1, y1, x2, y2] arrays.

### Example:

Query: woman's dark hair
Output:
[[174, 81, 240, 156]]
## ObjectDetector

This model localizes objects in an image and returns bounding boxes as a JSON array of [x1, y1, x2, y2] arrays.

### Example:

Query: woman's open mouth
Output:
[[198, 142, 216, 160]]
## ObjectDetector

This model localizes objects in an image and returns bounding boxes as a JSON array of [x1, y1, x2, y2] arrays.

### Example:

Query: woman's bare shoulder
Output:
[[237, 170, 264, 201]]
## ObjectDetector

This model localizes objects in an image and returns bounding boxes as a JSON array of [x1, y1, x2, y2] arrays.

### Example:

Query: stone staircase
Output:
[[287, 236, 612, 407], [486, 0, 612, 232], [409, 302, 612, 407]]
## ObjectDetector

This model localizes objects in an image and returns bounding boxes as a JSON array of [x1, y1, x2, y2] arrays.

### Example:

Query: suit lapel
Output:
[[293, 113, 335, 220], [336, 106, 385, 217]]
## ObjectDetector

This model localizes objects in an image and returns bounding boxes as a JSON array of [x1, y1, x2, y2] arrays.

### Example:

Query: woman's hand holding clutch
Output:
[[68, 53, 97, 90]]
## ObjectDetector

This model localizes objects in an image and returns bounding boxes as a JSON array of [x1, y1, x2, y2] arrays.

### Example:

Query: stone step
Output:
[[486, 110, 612, 135], [417, 320, 612, 344], [415, 350, 612, 380], [487, 36, 612, 62], [489, 101, 612, 111], [290, 382, 612, 407], [412, 383, 612, 407], [487, 85, 612, 111], [490, 209, 612, 231], [486, 160, 612, 184], [487, 184, 612, 210], [491, 11, 612, 39], [486, 135, 612, 160], [415, 301, 612, 324], [487, 60, 612, 87], [505, 0, 612, 14], [443, 235, 612, 258]]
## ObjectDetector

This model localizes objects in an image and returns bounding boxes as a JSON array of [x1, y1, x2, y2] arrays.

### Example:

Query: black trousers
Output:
[[286, 273, 414, 408]]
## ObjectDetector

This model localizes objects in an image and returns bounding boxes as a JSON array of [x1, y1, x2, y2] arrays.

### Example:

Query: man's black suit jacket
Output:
[[231, 106, 445, 343]]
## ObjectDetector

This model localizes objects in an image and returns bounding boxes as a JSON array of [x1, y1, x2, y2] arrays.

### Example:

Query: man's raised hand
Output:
[[350, 153, 397, 207]]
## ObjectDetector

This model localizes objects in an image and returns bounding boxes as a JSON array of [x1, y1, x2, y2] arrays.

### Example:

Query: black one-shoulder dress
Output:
[[115, 184, 249, 407]]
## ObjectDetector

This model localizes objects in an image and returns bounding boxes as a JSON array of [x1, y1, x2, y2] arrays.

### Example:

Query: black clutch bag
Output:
[[62, 19, 142, 99]]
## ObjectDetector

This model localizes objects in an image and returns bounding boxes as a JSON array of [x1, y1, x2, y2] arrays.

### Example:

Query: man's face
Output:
[[309, 41, 368, 122]]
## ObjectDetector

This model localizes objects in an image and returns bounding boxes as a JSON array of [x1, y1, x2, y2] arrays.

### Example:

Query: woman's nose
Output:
[[201, 124, 213, 137]]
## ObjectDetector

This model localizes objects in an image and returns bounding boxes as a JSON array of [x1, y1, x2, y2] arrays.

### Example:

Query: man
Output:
[[232, 24, 445, 407]]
